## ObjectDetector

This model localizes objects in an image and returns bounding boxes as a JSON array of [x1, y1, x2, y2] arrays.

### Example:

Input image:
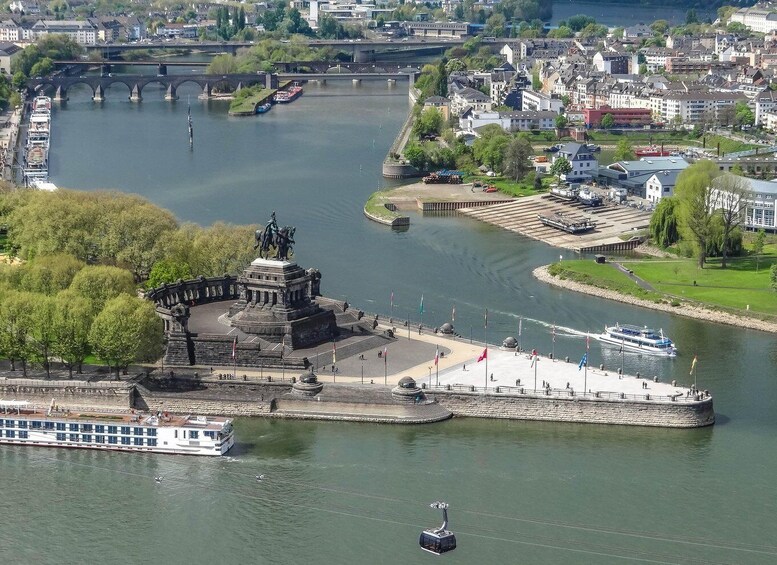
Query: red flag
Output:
[[434, 346, 439, 366], [231, 336, 237, 359], [477, 348, 487, 362], [383, 346, 388, 362]]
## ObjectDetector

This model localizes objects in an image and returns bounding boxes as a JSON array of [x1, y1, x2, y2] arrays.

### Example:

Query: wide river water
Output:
[[2, 80, 776, 564]]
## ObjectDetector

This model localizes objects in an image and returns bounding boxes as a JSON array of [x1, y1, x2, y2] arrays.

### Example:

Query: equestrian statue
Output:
[[254, 211, 296, 261]]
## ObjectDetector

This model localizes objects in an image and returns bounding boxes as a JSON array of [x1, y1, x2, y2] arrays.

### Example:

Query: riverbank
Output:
[[533, 264, 777, 333]]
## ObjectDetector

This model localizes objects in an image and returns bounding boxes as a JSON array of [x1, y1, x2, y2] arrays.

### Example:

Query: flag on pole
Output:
[[231, 336, 237, 359], [451, 304, 456, 323], [419, 294, 425, 315], [552, 324, 556, 343], [484, 308, 488, 329], [690, 355, 698, 376], [383, 346, 388, 361], [530, 348, 538, 367], [390, 291, 394, 308], [434, 346, 439, 366], [518, 318, 522, 337], [477, 348, 487, 362], [332, 341, 337, 365], [578, 352, 588, 371]]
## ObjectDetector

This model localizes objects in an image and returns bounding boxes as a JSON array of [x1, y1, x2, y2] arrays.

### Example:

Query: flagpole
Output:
[[484, 309, 488, 389], [584, 331, 589, 395], [551, 323, 555, 359], [534, 353, 538, 392], [384, 354, 387, 385], [518, 317, 522, 352]]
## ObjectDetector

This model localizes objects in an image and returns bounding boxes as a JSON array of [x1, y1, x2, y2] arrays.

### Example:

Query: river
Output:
[[3, 81, 777, 564], [550, 1, 716, 26]]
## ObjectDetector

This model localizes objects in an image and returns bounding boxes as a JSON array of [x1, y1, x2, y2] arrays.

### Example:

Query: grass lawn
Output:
[[548, 261, 657, 301], [582, 131, 758, 155], [468, 174, 551, 197], [620, 252, 777, 315], [364, 191, 403, 222], [550, 246, 777, 318], [228, 87, 276, 115]]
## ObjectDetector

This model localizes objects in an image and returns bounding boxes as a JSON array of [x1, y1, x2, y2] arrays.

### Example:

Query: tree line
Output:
[[0, 189, 262, 376]]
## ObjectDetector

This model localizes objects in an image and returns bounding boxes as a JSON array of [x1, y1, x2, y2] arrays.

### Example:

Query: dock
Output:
[[459, 193, 651, 253]]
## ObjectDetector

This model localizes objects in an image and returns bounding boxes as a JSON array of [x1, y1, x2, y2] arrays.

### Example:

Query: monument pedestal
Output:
[[228, 258, 337, 349]]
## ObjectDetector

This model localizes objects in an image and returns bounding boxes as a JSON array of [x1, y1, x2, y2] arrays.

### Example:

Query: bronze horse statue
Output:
[[253, 213, 295, 261]]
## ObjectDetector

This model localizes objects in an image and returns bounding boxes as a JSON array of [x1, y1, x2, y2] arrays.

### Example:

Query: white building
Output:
[[449, 87, 492, 116], [521, 89, 563, 113], [554, 142, 598, 182], [645, 169, 682, 204], [711, 174, 777, 232], [31, 20, 98, 45], [731, 5, 777, 34], [460, 110, 556, 133]]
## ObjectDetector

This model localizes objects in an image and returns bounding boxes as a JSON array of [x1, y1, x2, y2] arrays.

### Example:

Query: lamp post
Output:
[[361, 359, 364, 385]]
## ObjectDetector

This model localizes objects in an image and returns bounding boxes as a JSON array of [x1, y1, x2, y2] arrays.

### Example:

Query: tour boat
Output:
[[0, 400, 235, 456], [599, 324, 677, 357]]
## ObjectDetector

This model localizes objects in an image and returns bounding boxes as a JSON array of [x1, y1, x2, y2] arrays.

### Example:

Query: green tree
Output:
[[485, 13, 507, 37], [547, 26, 574, 39], [771, 263, 777, 291], [674, 160, 720, 268], [685, 9, 698, 25], [600, 113, 616, 129], [29, 295, 56, 377], [473, 125, 510, 172], [412, 107, 444, 139], [9, 254, 85, 295], [69, 265, 136, 315], [555, 114, 568, 129], [649, 197, 680, 248], [404, 142, 426, 170], [0, 290, 36, 375], [752, 229, 766, 273], [566, 14, 596, 32], [713, 174, 749, 269], [614, 138, 636, 161], [51, 290, 94, 378], [146, 259, 193, 289], [503, 135, 533, 181], [734, 102, 755, 128], [550, 156, 573, 180], [89, 295, 164, 378]]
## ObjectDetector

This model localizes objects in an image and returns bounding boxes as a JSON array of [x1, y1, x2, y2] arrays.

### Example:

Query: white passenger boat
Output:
[[599, 324, 677, 357], [0, 400, 235, 456]]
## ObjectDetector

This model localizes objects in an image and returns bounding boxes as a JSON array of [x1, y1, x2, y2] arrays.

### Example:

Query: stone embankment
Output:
[[533, 265, 777, 333], [428, 389, 713, 428], [0, 373, 133, 411]]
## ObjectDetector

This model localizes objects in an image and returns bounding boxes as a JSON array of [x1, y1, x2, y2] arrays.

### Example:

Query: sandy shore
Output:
[[533, 265, 777, 334]]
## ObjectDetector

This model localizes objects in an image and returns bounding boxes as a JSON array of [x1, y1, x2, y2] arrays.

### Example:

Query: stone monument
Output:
[[228, 212, 338, 349]]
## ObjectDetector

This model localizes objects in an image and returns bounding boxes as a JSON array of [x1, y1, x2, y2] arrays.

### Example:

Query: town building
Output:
[[584, 106, 652, 128], [30, 20, 98, 45], [554, 142, 598, 182], [460, 109, 556, 133], [423, 95, 450, 121], [0, 42, 21, 74], [711, 174, 777, 232], [598, 157, 689, 198], [521, 90, 563, 113], [449, 87, 492, 116], [645, 169, 683, 204]]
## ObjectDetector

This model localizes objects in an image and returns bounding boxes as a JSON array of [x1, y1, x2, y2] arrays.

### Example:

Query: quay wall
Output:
[[429, 390, 715, 428], [0, 376, 133, 410], [363, 203, 410, 227]]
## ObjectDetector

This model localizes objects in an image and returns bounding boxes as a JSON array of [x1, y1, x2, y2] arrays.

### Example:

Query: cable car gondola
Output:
[[419, 501, 457, 555]]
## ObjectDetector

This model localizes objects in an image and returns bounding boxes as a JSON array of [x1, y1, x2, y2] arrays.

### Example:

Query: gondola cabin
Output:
[[419, 529, 457, 555], [419, 501, 457, 555]]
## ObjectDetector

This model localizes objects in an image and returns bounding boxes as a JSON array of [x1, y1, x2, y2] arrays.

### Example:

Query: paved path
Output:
[[611, 262, 655, 292]]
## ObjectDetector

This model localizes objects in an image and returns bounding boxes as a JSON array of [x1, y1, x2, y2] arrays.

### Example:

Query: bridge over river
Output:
[[27, 70, 414, 101]]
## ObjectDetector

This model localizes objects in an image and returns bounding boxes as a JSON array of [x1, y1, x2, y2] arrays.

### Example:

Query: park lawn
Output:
[[468, 174, 551, 197], [584, 131, 757, 154], [620, 253, 777, 315], [228, 87, 276, 114], [549, 260, 656, 301], [364, 191, 402, 222]]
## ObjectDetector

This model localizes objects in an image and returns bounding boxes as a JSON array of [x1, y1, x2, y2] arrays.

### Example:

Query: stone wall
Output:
[[0, 376, 133, 410], [163, 332, 307, 369], [429, 390, 715, 428]]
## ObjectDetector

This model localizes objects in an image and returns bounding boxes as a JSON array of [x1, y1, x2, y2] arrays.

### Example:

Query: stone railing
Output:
[[146, 275, 239, 309]]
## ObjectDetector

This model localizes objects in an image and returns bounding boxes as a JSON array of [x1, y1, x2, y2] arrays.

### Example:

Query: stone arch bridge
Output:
[[26, 73, 278, 102]]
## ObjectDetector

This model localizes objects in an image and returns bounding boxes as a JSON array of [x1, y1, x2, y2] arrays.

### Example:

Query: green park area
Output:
[[228, 86, 277, 115], [550, 245, 777, 319], [364, 191, 403, 223]]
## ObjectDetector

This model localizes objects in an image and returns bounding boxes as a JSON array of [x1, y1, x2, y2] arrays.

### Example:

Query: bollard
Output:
[[565, 356, 570, 363], [645, 394, 650, 400], [445, 384, 451, 391], [636, 372, 640, 378], [618, 368, 622, 375], [549, 352, 553, 359], [268, 376, 272, 382], [672, 380, 676, 386], [653, 376, 659, 382], [469, 385, 475, 392], [291, 377, 296, 383], [495, 386, 500, 393], [594, 392, 600, 398], [619, 392, 625, 399], [520, 388, 524, 394]]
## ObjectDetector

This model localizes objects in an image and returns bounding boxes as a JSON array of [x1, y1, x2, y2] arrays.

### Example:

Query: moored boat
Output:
[[256, 102, 272, 114], [577, 187, 603, 207], [599, 324, 677, 357], [0, 400, 235, 456], [549, 183, 579, 201], [275, 84, 303, 103], [537, 211, 596, 233]]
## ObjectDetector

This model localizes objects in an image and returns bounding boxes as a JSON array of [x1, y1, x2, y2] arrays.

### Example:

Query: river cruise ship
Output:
[[0, 400, 235, 456], [599, 324, 677, 357]]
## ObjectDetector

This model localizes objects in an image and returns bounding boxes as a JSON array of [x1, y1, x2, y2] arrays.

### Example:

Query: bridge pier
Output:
[[92, 84, 105, 102], [157, 63, 167, 76], [54, 85, 67, 102], [352, 78, 361, 85], [387, 78, 396, 86], [130, 84, 142, 102], [199, 83, 211, 100], [165, 84, 177, 101]]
